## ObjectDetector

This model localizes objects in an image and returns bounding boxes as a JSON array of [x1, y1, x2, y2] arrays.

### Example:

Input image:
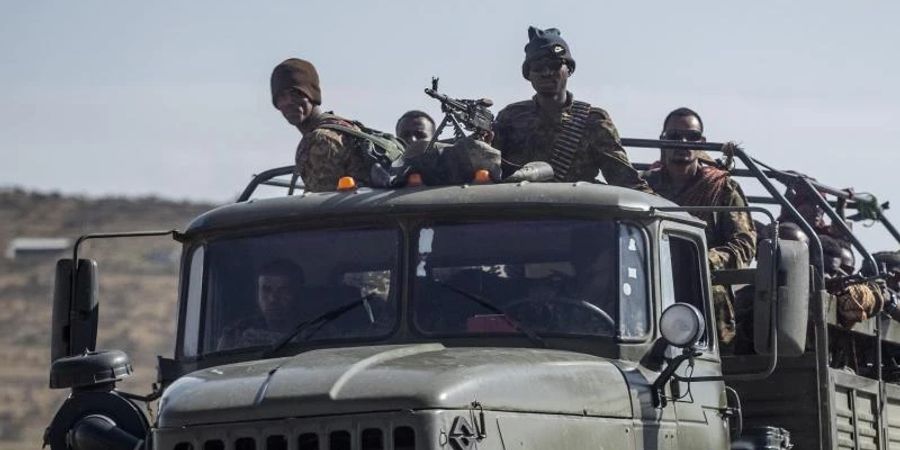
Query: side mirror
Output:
[[50, 259, 100, 362], [754, 239, 810, 357], [660, 303, 706, 349]]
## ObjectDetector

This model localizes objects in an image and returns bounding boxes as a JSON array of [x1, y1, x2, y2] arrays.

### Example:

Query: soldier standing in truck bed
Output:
[[271, 58, 404, 192], [490, 26, 652, 193], [644, 108, 756, 344]]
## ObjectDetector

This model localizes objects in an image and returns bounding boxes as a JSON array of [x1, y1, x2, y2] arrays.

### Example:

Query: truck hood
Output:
[[158, 344, 633, 427]]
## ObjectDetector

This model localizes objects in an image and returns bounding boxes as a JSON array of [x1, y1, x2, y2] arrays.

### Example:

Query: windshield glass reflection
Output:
[[199, 227, 400, 354], [412, 220, 648, 338]]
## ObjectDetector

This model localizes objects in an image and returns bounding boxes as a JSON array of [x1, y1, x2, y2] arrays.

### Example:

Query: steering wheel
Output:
[[504, 295, 616, 334]]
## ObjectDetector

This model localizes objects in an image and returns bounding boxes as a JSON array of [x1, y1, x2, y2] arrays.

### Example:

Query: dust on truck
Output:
[[44, 156, 811, 449]]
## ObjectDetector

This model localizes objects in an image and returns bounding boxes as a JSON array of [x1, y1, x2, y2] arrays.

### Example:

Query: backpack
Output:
[[316, 115, 405, 168]]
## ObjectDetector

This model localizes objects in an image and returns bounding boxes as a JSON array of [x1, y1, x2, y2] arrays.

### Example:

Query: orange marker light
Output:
[[473, 169, 492, 184], [407, 173, 424, 187], [337, 176, 357, 191]]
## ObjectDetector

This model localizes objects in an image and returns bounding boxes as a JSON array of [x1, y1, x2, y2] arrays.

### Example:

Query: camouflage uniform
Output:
[[296, 113, 374, 192], [492, 92, 653, 193], [646, 165, 757, 344], [646, 166, 756, 269]]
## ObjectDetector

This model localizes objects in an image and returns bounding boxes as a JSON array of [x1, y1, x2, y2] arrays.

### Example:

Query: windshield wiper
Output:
[[435, 281, 546, 348], [262, 294, 375, 358]]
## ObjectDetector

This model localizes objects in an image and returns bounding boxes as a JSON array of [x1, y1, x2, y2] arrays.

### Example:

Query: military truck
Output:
[[44, 140, 860, 449]]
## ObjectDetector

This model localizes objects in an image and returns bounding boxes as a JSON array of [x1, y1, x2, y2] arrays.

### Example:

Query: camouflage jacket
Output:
[[646, 166, 757, 270], [296, 112, 373, 192], [492, 92, 652, 193]]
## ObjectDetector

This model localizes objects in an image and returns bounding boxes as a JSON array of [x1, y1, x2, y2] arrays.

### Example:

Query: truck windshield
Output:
[[412, 220, 649, 339], [197, 227, 400, 355]]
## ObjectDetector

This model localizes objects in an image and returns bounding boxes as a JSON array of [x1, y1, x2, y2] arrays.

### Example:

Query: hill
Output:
[[0, 188, 217, 449]]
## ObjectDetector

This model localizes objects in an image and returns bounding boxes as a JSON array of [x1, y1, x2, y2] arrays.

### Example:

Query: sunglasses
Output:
[[660, 129, 703, 142], [529, 59, 566, 73]]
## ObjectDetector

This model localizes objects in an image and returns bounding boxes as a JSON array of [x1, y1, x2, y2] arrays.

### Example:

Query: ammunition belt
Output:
[[549, 101, 592, 181]]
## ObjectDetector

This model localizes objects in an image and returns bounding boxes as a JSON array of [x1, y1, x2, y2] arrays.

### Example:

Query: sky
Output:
[[2, 1, 899, 251]]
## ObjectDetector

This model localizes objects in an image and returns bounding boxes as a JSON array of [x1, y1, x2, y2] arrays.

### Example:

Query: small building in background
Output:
[[5, 237, 71, 261]]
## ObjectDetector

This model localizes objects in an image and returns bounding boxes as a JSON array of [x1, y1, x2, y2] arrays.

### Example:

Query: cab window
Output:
[[660, 233, 709, 345], [412, 220, 650, 339], [189, 227, 401, 355]]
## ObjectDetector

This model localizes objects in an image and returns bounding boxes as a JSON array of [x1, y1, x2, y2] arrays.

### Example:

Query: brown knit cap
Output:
[[270, 58, 321, 107]]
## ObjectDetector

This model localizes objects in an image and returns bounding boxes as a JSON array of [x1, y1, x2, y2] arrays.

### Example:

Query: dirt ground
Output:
[[0, 189, 214, 449]]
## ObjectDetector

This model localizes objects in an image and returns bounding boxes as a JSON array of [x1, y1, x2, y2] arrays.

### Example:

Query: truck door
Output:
[[659, 225, 730, 448]]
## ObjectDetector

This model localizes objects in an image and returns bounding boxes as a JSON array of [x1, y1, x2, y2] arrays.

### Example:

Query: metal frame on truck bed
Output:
[[627, 138, 899, 450]]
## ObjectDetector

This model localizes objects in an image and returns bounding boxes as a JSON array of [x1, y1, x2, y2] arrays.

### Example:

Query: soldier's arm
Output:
[[587, 114, 654, 194], [708, 180, 757, 270], [296, 129, 351, 192]]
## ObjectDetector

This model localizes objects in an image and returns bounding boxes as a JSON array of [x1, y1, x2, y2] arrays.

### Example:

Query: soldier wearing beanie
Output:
[[491, 27, 652, 193], [270, 58, 374, 192]]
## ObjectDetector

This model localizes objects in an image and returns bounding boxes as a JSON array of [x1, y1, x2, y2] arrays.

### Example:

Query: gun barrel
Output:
[[425, 88, 467, 111]]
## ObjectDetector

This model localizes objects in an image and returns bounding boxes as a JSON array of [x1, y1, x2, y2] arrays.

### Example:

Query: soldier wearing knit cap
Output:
[[491, 26, 651, 193], [271, 58, 375, 192]]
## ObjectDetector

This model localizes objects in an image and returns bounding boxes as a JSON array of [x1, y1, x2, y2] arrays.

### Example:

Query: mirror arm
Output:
[[723, 279, 780, 381], [673, 287, 781, 385], [676, 289, 780, 385], [117, 386, 163, 403], [673, 292, 778, 383], [652, 348, 700, 408], [70, 230, 179, 315]]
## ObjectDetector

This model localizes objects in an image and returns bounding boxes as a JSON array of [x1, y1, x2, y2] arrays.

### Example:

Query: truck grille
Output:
[[170, 426, 415, 450]]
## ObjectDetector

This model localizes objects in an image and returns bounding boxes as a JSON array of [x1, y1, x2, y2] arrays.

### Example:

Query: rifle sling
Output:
[[317, 123, 393, 154], [316, 122, 394, 165], [548, 100, 592, 181]]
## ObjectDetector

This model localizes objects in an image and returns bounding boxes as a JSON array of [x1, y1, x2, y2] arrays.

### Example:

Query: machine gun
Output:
[[423, 77, 494, 154]]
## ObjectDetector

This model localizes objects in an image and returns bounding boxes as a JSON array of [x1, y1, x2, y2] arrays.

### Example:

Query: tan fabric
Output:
[[836, 283, 884, 329]]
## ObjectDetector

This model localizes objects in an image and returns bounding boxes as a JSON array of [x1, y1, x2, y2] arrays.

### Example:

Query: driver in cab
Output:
[[217, 260, 306, 350]]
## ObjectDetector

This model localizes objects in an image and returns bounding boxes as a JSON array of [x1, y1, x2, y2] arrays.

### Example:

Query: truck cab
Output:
[[163, 182, 728, 450]]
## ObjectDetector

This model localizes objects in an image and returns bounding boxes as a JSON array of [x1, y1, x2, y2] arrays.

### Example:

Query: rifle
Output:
[[422, 77, 494, 154]]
